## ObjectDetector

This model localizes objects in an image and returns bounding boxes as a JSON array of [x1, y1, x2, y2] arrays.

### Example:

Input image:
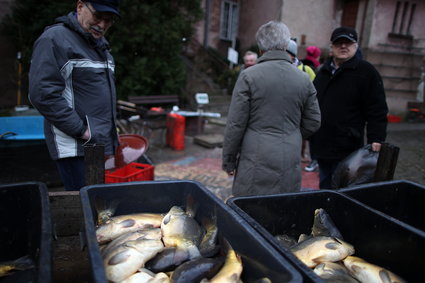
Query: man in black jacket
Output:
[[29, 0, 121, 190], [311, 26, 388, 189]]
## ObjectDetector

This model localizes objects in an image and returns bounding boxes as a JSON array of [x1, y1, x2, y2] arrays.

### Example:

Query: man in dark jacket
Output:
[[311, 26, 388, 189], [29, 0, 121, 190]]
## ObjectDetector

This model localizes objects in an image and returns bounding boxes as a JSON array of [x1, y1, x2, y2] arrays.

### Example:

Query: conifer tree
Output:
[[1, 0, 202, 99]]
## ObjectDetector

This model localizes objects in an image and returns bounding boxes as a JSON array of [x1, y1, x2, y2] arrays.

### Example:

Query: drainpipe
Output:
[[359, 0, 369, 46], [203, 0, 211, 48]]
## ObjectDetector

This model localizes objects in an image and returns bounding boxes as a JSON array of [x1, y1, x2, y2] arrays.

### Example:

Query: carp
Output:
[[343, 256, 406, 283], [96, 213, 164, 244], [104, 239, 164, 282], [314, 261, 360, 283], [101, 227, 162, 257], [290, 236, 354, 268], [161, 206, 203, 259]]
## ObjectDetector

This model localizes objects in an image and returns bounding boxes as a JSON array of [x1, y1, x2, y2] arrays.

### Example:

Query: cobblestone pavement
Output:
[[150, 123, 320, 200], [386, 123, 425, 184], [154, 147, 319, 200]]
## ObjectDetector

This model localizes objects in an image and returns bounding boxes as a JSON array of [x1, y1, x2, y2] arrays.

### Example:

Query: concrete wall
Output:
[[367, 0, 425, 51], [237, 0, 281, 52]]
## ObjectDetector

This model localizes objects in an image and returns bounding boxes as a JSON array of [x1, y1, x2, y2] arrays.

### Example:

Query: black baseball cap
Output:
[[88, 0, 121, 17], [330, 27, 358, 43]]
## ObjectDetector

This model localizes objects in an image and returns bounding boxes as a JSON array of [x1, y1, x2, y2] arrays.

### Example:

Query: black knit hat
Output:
[[330, 27, 358, 43]]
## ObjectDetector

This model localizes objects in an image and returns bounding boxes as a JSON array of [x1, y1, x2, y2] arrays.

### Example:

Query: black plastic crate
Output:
[[339, 180, 425, 234], [0, 182, 52, 283], [227, 190, 425, 283], [79, 180, 302, 283]]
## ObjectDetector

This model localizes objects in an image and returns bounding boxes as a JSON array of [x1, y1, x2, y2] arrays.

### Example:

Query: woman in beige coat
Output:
[[222, 21, 321, 196]]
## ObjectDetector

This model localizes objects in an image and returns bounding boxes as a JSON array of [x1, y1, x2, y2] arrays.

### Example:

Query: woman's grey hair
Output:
[[256, 21, 291, 52]]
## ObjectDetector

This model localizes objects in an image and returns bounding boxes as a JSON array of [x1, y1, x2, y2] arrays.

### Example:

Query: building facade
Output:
[[194, 0, 425, 114]]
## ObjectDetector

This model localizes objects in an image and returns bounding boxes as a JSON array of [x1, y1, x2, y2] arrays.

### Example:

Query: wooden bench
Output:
[[117, 95, 179, 147], [128, 95, 179, 108]]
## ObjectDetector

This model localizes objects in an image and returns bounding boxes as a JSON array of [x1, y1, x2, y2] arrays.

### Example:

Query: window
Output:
[[220, 1, 239, 41], [391, 1, 416, 36]]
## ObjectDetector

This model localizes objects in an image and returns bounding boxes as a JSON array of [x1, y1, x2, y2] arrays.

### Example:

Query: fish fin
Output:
[[186, 244, 202, 260], [108, 251, 131, 265], [95, 197, 120, 225], [230, 273, 241, 282], [379, 269, 393, 283], [312, 256, 327, 265], [119, 219, 136, 228]]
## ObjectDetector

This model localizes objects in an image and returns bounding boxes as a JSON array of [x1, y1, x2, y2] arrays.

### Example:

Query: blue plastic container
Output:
[[0, 116, 45, 140]]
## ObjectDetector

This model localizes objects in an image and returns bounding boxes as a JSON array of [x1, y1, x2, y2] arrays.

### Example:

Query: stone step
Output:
[[383, 76, 420, 91], [375, 63, 421, 78]]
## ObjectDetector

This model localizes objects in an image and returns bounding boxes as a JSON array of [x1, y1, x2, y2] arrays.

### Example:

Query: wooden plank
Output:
[[128, 95, 179, 106], [49, 191, 84, 237], [84, 144, 105, 186], [194, 134, 224, 148], [374, 142, 400, 182]]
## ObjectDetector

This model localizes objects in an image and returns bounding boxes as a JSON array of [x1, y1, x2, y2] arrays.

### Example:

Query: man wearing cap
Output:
[[310, 26, 388, 189], [29, 0, 121, 190]]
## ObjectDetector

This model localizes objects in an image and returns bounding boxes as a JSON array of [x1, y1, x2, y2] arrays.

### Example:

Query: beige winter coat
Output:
[[222, 50, 321, 196]]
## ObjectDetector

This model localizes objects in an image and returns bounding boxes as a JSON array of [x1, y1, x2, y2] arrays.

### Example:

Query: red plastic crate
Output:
[[387, 114, 401, 123], [105, 162, 154, 183]]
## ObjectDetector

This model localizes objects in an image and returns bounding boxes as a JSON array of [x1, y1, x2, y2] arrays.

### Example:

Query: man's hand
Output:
[[227, 170, 235, 176], [371, 142, 381, 152], [81, 129, 90, 140]]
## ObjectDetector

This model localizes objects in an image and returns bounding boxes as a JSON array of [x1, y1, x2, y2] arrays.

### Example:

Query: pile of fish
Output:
[[274, 208, 407, 283], [96, 204, 244, 283]]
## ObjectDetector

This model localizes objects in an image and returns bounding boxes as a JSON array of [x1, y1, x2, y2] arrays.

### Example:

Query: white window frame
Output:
[[391, 1, 416, 36], [220, 0, 239, 41]]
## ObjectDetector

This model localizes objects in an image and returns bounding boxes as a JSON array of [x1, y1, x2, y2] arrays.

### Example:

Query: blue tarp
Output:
[[0, 116, 45, 140]]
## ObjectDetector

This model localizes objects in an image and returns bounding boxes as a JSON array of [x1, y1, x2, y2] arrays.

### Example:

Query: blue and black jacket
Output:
[[29, 12, 119, 160]]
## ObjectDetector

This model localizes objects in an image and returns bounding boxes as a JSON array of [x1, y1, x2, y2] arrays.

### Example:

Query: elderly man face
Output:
[[77, 1, 115, 39], [243, 54, 257, 68], [331, 38, 358, 66]]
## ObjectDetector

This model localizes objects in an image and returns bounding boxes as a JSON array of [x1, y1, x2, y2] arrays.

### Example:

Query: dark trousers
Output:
[[317, 158, 341, 189], [56, 157, 86, 191]]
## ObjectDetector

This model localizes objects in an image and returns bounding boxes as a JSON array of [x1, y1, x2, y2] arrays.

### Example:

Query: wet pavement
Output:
[[149, 120, 318, 200], [147, 120, 425, 200]]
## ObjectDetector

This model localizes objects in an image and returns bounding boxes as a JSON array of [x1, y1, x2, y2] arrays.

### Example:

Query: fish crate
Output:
[[227, 190, 425, 283], [0, 182, 52, 283], [104, 162, 154, 183], [79, 180, 302, 283], [338, 179, 425, 234]]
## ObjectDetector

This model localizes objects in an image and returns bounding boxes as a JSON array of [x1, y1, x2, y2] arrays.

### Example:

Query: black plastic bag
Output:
[[331, 144, 379, 189]]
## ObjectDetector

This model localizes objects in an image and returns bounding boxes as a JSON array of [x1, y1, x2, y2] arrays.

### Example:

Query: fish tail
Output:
[[185, 194, 198, 218], [12, 255, 35, 270], [94, 197, 119, 214]]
